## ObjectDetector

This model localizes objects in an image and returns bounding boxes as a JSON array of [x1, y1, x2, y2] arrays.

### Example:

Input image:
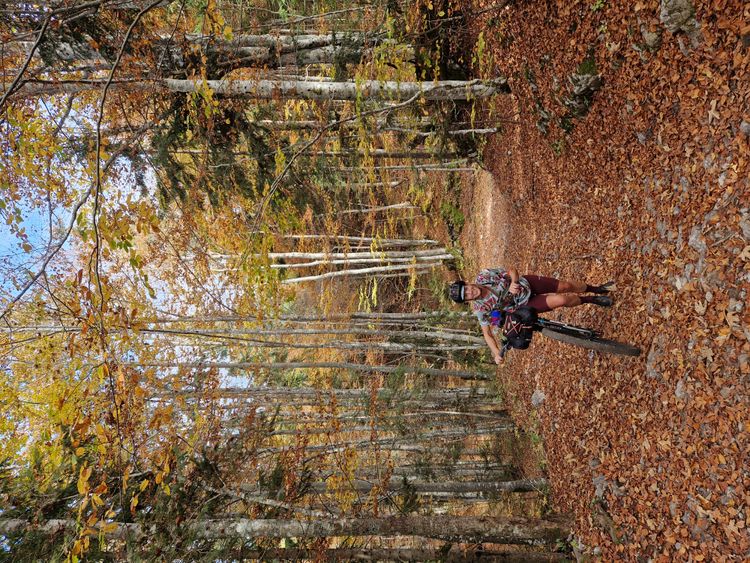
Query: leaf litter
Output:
[[458, 0, 749, 560]]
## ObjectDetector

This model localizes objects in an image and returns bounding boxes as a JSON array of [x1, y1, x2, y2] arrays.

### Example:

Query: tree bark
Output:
[[152, 385, 488, 401], [274, 235, 440, 247], [357, 465, 517, 480], [4, 325, 484, 344], [15, 77, 508, 101], [260, 248, 452, 260], [281, 261, 446, 284], [142, 327, 482, 345], [302, 477, 547, 495], [170, 148, 460, 160], [306, 150, 460, 160], [255, 117, 433, 131], [267, 255, 452, 271], [131, 360, 491, 380], [227, 548, 567, 562], [152, 334, 480, 353], [256, 424, 514, 458], [186, 33, 372, 50], [0, 515, 570, 545], [165, 77, 506, 101]]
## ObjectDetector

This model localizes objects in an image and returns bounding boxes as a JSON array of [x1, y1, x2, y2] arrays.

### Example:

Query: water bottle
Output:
[[490, 310, 502, 327]]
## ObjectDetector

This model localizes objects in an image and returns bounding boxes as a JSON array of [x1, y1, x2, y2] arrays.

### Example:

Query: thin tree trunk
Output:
[[131, 358, 490, 379], [210, 248, 451, 268], [266, 255, 451, 270], [216, 45, 355, 66], [262, 248, 452, 260], [170, 148, 459, 160], [0, 515, 569, 545], [4, 325, 484, 344], [306, 150, 460, 160], [256, 118, 433, 131], [164, 77, 507, 101], [337, 183, 406, 191], [185, 33, 372, 50], [147, 326, 483, 344], [281, 262, 446, 284], [357, 466, 517, 480], [274, 235, 440, 247], [303, 478, 547, 495], [259, 410, 509, 425], [151, 385, 488, 401], [229, 409, 511, 433], [150, 334, 481, 353], [257, 425, 514, 458], [387, 127, 502, 137], [339, 161, 471, 172], [15, 77, 508, 101], [225, 548, 566, 562]]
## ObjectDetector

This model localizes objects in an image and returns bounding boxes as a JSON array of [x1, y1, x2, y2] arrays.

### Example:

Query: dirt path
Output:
[[461, 94, 542, 273], [458, 1, 749, 560], [460, 169, 509, 270]]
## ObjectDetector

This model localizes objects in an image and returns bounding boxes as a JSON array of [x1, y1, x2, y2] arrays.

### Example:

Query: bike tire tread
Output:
[[541, 328, 641, 357]]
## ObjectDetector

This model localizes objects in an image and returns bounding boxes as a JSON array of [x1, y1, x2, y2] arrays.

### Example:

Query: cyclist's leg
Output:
[[525, 276, 580, 312], [525, 274, 604, 294], [525, 274, 585, 294], [529, 293, 581, 312], [524, 275, 560, 294], [529, 293, 610, 311], [558, 280, 587, 293]]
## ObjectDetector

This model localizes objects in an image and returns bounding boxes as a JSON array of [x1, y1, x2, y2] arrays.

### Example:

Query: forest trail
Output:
[[460, 94, 537, 273], [460, 1, 749, 560], [460, 169, 510, 270]]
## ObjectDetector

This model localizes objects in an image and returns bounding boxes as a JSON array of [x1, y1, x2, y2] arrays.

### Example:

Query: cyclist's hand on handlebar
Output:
[[509, 282, 521, 295]]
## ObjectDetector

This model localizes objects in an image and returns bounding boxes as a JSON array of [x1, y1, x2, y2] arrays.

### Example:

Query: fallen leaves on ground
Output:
[[459, 0, 749, 560]]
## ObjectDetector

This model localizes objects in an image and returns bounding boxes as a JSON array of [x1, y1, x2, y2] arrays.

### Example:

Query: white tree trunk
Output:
[[14, 77, 507, 101], [228, 548, 566, 562], [128, 360, 491, 380], [281, 262, 445, 284], [294, 477, 547, 495], [0, 515, 570, 544], [164, 77, 506, 101]]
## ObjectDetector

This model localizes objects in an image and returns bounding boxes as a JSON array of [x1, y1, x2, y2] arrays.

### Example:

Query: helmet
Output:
[[448, 280, 466, 303]]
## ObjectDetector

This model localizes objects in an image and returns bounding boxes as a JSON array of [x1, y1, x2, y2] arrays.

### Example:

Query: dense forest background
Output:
[[1, 0, 748, 561], [0, 0, 567, 561]]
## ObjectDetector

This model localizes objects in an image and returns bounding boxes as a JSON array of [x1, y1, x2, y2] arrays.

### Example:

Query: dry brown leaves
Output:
[[460, 0, 749, 560]]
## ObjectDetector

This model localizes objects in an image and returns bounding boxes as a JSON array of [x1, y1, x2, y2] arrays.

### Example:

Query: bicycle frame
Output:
[[535, 318, 599, 339], [499, 316, 600, 359]]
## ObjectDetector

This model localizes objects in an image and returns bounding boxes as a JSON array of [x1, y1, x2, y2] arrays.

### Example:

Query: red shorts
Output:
[[524, 275, 560, 313]]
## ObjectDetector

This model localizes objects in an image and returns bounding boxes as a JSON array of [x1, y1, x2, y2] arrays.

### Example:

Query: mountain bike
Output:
[[498, 311, 641, 359]]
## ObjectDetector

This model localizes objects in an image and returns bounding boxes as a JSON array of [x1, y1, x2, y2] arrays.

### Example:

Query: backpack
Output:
[[503, 306, 538, 350]]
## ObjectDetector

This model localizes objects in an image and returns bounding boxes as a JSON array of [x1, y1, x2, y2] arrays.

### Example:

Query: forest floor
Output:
[[457, 1, 749, 560]]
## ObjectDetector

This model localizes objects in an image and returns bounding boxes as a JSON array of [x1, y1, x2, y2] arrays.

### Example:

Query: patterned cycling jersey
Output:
[[471, 268, 532, 326]]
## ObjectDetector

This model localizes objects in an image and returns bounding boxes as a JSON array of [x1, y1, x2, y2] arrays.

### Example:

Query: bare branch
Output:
[[0, 15, 50, 113], [0, 119, 161, 323], [93, 0, 168, 313], [0, 0, 115, 110]]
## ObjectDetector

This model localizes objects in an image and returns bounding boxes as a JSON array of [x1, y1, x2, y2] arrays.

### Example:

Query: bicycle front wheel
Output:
[[541, 328, 641, 357]]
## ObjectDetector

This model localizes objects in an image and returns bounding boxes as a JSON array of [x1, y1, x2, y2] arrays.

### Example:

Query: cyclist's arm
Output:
[[481, 325, 503, 365], [506, 268, 521, 294]]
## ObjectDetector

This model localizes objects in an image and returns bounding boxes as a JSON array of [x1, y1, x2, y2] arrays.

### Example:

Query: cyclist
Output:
[[448, 268, 613, 364]]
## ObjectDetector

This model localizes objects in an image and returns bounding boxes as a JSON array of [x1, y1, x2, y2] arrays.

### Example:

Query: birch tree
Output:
[[0, 514, 571, 545]]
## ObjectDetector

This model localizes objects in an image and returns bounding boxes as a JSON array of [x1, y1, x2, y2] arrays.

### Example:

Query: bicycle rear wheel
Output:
[[541, 328, 641, 357]]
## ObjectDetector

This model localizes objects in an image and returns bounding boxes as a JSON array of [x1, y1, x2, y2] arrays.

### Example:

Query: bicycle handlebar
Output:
[[499, 341, 511, 360]]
